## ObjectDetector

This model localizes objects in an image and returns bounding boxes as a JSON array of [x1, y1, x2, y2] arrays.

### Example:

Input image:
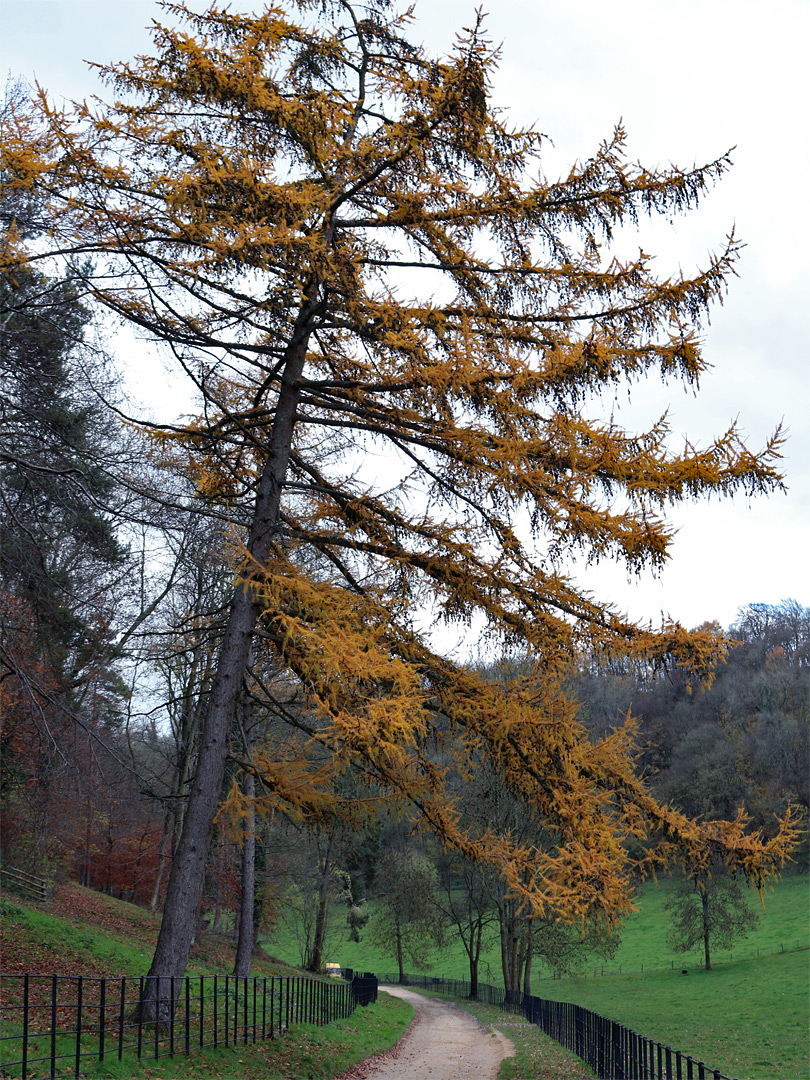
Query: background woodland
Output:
[[1, 1, 806, 1006]]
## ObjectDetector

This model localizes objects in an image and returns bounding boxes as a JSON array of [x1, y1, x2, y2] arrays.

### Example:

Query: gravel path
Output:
[[335, 985, 515, 1080]]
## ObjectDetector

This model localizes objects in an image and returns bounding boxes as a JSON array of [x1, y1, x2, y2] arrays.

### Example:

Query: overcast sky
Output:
[[3, 0, 808, 635]]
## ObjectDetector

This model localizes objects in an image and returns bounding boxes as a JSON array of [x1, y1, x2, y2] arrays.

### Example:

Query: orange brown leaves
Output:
[[2, 0, 797, 927]]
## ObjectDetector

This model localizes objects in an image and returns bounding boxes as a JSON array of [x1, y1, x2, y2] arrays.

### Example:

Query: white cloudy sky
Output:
[[3, 0, 809, 635]]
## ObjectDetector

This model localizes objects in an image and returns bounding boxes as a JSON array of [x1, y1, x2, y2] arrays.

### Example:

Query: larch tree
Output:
[[664, 865, 759, 971], [1, 0, 799, 1013]]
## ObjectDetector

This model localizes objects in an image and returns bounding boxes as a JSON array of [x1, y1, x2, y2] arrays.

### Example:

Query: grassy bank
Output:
[[74, 994, 413, 1080], [0, 885, 413, 1080]]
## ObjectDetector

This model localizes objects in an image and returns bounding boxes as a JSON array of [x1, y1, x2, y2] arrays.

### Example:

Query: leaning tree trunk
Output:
[[139, 316, 313, 1023], [233, 772, 256, 975], [233, 671, 257, 977]]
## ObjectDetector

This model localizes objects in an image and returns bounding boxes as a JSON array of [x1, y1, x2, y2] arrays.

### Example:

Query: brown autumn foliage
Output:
[[0, 0, 798, 994]]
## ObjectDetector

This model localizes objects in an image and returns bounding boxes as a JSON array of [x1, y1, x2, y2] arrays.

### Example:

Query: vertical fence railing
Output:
[[377, 972, 737, 1080], [0, 969, 370, 1080]]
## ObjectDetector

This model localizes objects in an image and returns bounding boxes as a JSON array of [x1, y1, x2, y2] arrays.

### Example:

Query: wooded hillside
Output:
[[1, 0, 802, 1010]]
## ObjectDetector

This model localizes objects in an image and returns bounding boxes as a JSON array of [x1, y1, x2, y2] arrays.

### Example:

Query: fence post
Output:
[[213, 974, 218, 1049], [99, 976, 106, 1063], [50, 974, 58, 1078], [225, 975, 230, 1048], [75, 975, 83, 1077], [21, 973, 29, 1080], [154, 977, 160, 1059], [119, 977, 126, 1061], [169, 976, 176, 1057], [612, 1019, 623, 1080], [137, 976, 144, 1059], [185, 977, 190, 1055]]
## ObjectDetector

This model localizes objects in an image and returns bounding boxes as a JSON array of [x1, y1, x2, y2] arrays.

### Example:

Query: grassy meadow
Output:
[[2, 873, 807, 1079], [264, 872, 809, 981], [542, 951, 807, 1080], [264, 872, 809, 1079]]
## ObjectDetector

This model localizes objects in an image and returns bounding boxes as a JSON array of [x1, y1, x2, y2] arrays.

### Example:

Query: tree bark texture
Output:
[[702, 886, 712, 970], [396, 917, 405, 983], [233, 672, 257, 976], [232, 769, 256, 976], [141, 325, 312, 1019], [308, 833, 334, 972]]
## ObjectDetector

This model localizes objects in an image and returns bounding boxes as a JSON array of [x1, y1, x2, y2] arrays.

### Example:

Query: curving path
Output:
[[335, 985, 514, 1080]]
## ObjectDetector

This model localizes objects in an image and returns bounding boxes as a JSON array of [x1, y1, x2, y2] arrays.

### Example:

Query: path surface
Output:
[[336, 985, 514, 1080]]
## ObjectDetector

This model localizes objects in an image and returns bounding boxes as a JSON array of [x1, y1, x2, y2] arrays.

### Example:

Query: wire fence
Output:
[[0, 970, 376, 1079], [576, 939, 807, 980], [379, 972, 738, 1080]]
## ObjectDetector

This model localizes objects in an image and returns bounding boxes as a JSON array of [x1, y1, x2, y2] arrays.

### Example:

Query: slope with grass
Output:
[[0, 882, 414, 1080]]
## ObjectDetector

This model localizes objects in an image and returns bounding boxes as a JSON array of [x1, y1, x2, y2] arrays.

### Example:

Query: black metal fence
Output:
[[379, 972, 737, 1080], [0, 971, 370, 1079]]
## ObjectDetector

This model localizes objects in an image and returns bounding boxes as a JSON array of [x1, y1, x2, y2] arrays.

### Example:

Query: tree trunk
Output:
[[469, 917, 481, 999], [701, 886, 712, 970], [140, 312, 314, 1022], [308, 832, 334, 972], [396, 917, 405, 983], [523, 930, 533, 996], [499, 893, 521, 1005], [233, 773, 255, 975], [233, 681, 257, 977], [149, 810, 172, 912]]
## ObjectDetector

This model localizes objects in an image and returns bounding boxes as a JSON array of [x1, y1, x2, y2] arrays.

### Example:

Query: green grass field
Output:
[[538, 873, 809, 1078], [264, 872, 810, 982], [2, 873, 807, 1079], [263, 873, 809, 1079], [541, 951, 808, 1080]]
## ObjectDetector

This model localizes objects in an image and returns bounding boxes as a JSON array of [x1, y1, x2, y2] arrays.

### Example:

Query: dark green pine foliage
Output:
[[0, 255, 127, 718]]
